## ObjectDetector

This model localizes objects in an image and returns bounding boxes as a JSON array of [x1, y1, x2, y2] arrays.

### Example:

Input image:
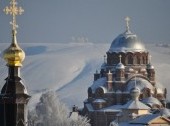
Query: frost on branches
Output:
[[28, 91, 90, 126]]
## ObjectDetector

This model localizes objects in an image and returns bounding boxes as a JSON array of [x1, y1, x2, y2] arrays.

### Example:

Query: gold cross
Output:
[[125, 16, 130, 32], [3, 0, 24, 31]]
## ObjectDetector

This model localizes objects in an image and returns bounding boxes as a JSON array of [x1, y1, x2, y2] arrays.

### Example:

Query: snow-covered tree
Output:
[[28, 91, 90, 126]]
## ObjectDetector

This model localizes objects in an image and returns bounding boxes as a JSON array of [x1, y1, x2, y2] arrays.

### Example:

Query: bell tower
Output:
[[0, 0, 30, 126]]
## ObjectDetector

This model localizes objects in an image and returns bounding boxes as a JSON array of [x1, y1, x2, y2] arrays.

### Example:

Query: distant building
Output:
[[0, 0, 30, 126], [81, 17, 170, 126]]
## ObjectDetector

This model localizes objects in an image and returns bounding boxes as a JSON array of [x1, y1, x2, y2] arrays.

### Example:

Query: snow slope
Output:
[[0, 42, 170, 109]]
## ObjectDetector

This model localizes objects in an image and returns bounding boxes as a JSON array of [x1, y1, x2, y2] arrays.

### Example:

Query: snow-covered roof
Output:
[[69, 112, 79, 121], [93, 99, 106, 103], [123, 100, 150, 110], [85, 103, 94, 112], [91, 77, 107, 93], [126, 77, 153, 92], [142, 96, 162, 106], [160, 108, 170, 116], [129, 114, 168, 124], [118, 122, 142, 126], [157, 87, 164, 94], [99, 105, 122, 112], [116, 62, 125, 69], [86, 103, 122, 112], [155, 83, 165, 94]]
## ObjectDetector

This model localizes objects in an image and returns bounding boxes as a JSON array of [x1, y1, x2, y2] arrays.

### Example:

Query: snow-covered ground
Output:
[[0, 42, 170, 110]]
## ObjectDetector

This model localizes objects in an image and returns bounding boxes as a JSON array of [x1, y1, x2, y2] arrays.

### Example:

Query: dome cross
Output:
[[125, 16, 131, 32], [3, 0, 25, 67], [3, 0, 24, 32]]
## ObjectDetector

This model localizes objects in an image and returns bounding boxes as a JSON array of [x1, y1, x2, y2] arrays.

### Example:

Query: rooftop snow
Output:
[[123, 100, 150, 110]]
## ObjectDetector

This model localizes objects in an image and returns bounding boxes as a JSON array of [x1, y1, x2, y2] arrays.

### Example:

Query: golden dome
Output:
[[3, 30, 25, 67]]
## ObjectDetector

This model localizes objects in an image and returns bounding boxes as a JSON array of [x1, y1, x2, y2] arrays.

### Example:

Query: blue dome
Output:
[[109, 31, 146, 52]]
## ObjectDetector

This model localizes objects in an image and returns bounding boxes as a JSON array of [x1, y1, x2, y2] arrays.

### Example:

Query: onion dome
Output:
[[116, 63, 125, 69], [116, 55, 125, 69], [147, 63, 154, 69], [109, 17, 146, 53], [3, 30, 25, 67], [130, 86, 140, 101]]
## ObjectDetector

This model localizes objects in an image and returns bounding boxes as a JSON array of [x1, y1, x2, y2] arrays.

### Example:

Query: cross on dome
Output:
[[3, 0, 24, 32], [3, 0, 25, 67], [125, 16, 131, 32]]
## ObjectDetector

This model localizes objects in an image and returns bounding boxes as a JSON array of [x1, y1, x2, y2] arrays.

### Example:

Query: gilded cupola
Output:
[[2, 0, 25, 67], [3, 30, 25, 66]]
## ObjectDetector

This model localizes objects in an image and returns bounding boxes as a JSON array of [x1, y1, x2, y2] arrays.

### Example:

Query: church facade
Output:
[[82, 17, 170, 126]]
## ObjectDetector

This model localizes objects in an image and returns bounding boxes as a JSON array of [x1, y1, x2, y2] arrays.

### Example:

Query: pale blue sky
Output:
[[0, 0, 170, 43]]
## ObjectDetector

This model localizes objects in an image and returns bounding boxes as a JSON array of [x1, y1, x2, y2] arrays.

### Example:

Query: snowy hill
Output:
[[0, 42, 170, 109]]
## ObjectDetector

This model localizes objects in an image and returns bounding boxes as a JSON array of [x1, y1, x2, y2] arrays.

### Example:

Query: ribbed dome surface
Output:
[[109, 31, 146, 52]]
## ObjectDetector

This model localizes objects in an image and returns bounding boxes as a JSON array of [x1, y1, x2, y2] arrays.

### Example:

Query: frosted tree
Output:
[[28, 91, 90, 126]]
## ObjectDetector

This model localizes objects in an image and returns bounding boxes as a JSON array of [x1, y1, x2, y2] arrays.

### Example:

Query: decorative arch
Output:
[[135, 52, 142, 64], [126, 74, 150, 84], [126, 53, 134, 65], [141, 52, 148, 64], [95, 86, 106, 98]]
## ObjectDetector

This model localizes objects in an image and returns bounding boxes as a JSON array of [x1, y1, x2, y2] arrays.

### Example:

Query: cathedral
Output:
[[82, 17, 170, 126], [0, 0, 170, 126], [0, 0, 30, 126]]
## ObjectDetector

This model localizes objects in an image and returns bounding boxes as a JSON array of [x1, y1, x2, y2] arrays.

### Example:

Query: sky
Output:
[[0, 0, 170, 44]]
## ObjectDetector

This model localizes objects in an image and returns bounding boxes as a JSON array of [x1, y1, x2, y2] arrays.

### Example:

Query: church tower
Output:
[[0, 0, 30, 126]]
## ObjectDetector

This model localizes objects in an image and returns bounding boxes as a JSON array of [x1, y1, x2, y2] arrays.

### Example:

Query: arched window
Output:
[[142, 56, 145, 64], [95, 87, 105, 98], [137, 56, 140, 64], [112, 54, 117, 65], [127, 55, 133, 64]]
